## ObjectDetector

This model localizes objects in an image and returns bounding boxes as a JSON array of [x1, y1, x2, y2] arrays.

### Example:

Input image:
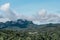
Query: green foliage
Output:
[[0, 23, 60, 40], [0, 28, 60, 40]]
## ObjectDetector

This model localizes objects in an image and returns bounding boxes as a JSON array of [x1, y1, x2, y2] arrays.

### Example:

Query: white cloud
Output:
[[0, 18, 10, 23], [0, 3, 10, 11], [0, 3, 17, 21], [0, 3, 33, 22], [0, 3, 60, 25], [33, 9, 60, 25], [38, 9, 47, 16]]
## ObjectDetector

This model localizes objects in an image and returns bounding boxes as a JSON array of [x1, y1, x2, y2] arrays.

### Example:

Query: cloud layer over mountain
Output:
[[33, 9, 60, 25], [0, 3, 60, 25]]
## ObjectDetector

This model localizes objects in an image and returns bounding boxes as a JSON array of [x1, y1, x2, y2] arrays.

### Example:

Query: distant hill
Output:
[[0, 19, 60, 31], [0, 19, 33, 29]]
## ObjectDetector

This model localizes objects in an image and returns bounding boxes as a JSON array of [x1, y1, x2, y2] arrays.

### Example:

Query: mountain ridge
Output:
[[0, 19, 60, 30]]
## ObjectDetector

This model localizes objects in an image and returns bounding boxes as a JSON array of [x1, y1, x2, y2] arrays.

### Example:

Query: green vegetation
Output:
[[0, 24, 60, 40], [0, 19, 60, 40]]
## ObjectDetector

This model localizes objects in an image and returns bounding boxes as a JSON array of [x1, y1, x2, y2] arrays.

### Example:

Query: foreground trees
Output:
[[0, 29, 60, 40]]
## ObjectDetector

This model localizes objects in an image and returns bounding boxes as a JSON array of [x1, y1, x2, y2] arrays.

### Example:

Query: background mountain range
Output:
[[0, 19, 60, 31]]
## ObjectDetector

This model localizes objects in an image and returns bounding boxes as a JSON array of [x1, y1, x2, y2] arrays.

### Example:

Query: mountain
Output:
[[0, 19, 60, 31], [0, 19, 33, 29]]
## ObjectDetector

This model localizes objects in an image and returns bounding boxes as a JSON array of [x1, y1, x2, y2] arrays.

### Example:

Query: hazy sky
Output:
[[0, 0, 60, 15], [0, 0, 60, 25]]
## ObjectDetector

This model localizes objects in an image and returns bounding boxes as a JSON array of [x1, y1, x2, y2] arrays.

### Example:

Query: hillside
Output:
[[0, 19, 60, 31], [0, 19, 60, 40]]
